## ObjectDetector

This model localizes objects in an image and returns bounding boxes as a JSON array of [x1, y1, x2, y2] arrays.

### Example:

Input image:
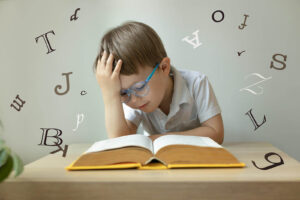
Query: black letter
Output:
[[35, 30, 56, 54], [39, 128, 63, 146], [245, 108, 266, 131], [212, 10, 225, 22], [252, 152, 284, 170]]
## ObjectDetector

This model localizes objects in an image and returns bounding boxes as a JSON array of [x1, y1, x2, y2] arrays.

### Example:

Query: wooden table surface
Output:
[[1, 142, 300, 200]]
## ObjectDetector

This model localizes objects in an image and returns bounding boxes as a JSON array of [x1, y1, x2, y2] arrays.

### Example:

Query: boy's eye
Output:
[[134, 83, 146, 90], [120, 91, 127, 96]]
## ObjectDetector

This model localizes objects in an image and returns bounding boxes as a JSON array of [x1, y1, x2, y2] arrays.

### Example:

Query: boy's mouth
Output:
[[138, 102, 148, 109]]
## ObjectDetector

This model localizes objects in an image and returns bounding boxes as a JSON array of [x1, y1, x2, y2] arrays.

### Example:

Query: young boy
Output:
[[93, 21, 224, 144]]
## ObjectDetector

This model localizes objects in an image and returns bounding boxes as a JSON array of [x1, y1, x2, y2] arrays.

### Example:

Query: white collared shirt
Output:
[[122, 66, 222, 136]]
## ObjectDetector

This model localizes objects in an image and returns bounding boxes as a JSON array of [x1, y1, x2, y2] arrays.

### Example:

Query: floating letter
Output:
[[245, 108, 266, 131], [38, 128, 63, 146], [238, 14, 249, 29], [50, 142, 68, 157], [240, 73, 272, 95], [35, 30, 56, 54], [10, 95, 26, 112], [70, 8, 80, 21], [212, 10, 225, 22], [270, 53, 287, 70], [182, 30, 202, 49], [252, 152, 284, 170], [54, 72, 73, 95], [73, 113, 84, 131]]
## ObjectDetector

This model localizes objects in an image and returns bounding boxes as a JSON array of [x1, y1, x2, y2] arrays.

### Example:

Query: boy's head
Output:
[[93, 21, 174, 113]]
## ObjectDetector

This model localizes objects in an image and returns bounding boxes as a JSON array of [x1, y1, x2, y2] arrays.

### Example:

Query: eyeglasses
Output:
[[120, 63, 159, 103]]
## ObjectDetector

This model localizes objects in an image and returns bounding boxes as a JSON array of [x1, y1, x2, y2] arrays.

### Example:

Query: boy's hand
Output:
[[96, 51, 123, 102]]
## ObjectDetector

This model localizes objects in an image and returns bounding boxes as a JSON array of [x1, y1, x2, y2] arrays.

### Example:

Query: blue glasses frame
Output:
[[120, 63, 159, 103]]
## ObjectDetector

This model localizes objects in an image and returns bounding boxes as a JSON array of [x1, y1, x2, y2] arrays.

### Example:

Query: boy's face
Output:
[[119, 58, 172, 112]]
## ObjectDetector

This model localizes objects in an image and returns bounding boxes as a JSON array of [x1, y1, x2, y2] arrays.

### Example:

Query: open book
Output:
[[65, 134, 245, 170]]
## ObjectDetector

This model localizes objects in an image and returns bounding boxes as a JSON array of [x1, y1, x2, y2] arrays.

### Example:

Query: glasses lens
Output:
[[133, 81, 149, 97], [120, 91, 130, 103], [120, 81, 150, 103]]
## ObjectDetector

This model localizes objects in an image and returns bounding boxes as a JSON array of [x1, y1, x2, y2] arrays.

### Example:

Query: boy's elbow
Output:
[[217, 120, 224, 145], [217, 130, 224, 145], [218, 136, 224, 145]]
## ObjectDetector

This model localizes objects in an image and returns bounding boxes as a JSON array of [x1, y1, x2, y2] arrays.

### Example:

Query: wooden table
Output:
[[1, 142, 300, 200]]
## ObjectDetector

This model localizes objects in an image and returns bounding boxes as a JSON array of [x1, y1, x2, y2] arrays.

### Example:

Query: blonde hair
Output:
[[93, 21, 168, 75]]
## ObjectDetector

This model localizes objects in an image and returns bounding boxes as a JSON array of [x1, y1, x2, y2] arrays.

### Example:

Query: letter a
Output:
[[182, 30, 202, 49]]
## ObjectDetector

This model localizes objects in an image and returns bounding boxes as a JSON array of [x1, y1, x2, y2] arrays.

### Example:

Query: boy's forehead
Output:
[[120, 68, 150, 89], [120, 66, 153, 89]]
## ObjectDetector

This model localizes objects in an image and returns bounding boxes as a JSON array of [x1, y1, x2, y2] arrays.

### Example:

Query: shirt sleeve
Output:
[[193, 74, 222, 123], [122, 103, 143, 127]]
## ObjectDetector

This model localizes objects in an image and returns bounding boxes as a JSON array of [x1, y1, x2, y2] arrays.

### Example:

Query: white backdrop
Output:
[[0, 0, 299, 165]]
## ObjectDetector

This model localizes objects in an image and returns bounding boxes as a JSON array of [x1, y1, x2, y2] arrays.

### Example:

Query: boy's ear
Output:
[[160, 57, 171, 74]]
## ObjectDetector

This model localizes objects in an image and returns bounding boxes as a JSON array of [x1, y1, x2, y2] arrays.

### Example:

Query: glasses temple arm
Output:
[[146, 63, 159, 82]]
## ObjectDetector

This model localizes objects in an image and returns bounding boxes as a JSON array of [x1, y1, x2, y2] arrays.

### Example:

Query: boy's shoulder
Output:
[[175, 67, 207, 85], [173, 67, 210, 100]]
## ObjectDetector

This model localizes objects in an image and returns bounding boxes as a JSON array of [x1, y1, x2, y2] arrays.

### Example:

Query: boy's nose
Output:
[[130, 94, 140, 104]]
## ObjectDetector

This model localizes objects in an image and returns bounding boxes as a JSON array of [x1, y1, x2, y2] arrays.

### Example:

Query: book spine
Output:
[[144, 156, 168, 166]]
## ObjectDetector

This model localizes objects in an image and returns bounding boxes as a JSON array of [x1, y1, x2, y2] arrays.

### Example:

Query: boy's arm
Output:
[[104, 96, 137, 138], [149, 75, 224, 143], [149, 114, 224, 145], [96, 50, 136, 138]]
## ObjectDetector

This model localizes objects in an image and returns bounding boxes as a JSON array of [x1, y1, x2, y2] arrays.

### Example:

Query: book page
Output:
[[153, 135, 222, 154], [84, 134, 153, 154]]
